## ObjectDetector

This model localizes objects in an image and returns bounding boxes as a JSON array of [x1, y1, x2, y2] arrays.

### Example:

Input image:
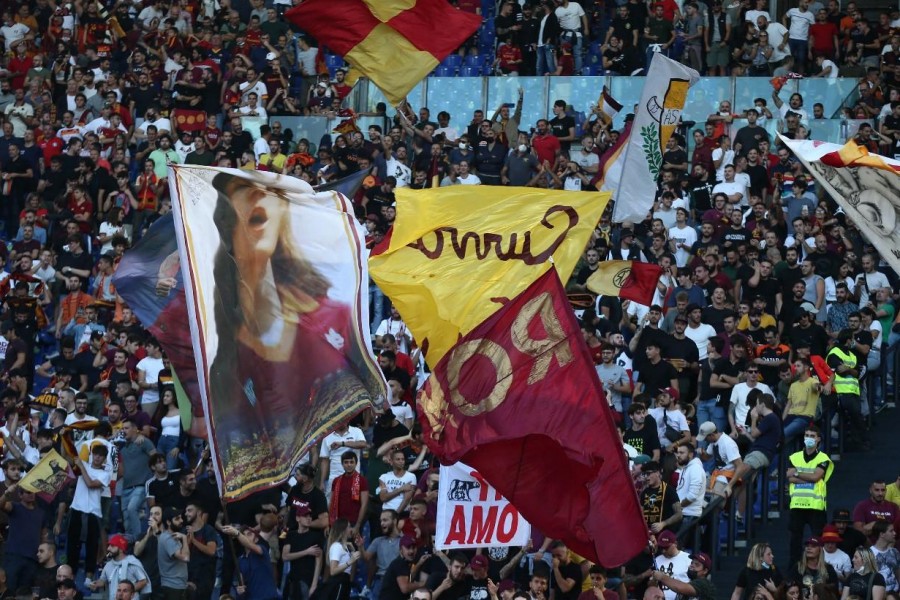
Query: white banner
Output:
[[781, 137, 900, 278], [435, 462, 531, 550], [610, 54, 700, 224]]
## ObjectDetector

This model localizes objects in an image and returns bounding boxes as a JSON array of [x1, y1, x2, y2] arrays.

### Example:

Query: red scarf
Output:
[[329, 471, 361, 524]]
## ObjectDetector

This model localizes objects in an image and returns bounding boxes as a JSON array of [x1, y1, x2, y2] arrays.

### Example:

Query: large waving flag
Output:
[[781, 137, 900, 276], [113, 214, 206, 438], [586, 260, 662, 305], [612, 54, 699, 223], [20, 449, 75, 502], [285, 0, 481, 106], [419, 269, 648, 566], [369, 186, 610, 365], [169, 166, 387, 500]]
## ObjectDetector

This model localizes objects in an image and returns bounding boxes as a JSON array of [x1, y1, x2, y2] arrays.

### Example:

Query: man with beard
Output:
[[362, 509, 401, 600], [733, 110, 770, 157], [283, 506, 325, 600], [667, 315, 701, 402], [651, 552, 716, 600], [90, 534, 151, 598], [380, 536, 428, 600], [183, 502, 217, 600], [596, 343, 630, 419], [779, 281, 808, 337], [629, 306, 672, 381], [674, 444, 707, 542], [745, 260, 782, 316], [285, 464, 329, 532], [789, 305, 829, 357], [624, 401, 662, 463], [640, 461, 682, 533], [428, 553, 473, 599]]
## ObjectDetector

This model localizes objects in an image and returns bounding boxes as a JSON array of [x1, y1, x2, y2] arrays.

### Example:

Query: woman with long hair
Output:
[[789, 540, 839, 594], [151, 387, 183, 470], [207, 171, 377, 491], [733, 544, 783, 600], [325, 519, 361, 600], [842, 548, 885, 600]]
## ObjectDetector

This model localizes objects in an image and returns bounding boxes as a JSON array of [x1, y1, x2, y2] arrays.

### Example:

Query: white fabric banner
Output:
[[435, 462, 531, 550], [611, 54, 700, 224], [781, 136, 900, 277]]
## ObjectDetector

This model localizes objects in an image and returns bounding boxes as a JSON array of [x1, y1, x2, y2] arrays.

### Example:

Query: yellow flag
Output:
[[369, 186, 610, 364], [20, 449, 71, 498]]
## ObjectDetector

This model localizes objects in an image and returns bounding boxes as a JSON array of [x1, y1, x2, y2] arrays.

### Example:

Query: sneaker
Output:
[[360, 586, 371, 599], [887, 402, 896, 409]]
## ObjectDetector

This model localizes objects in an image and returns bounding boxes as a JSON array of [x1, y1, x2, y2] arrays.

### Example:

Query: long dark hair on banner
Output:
[[208, 172, 331, 417]]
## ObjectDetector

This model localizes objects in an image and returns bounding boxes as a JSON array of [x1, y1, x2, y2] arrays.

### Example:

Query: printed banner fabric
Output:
[[436, 461, 531, 550], [611, 54, 699, 224], [169, 165, 387, 500], [780, 137, 900, 277], [113, 214, 206, 438], [419, 269, 648, 566], [369, 186, 610, 365], [20, 449, 74, 502]]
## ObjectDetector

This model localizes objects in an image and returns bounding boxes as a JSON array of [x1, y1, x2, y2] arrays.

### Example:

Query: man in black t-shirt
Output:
[[637, 342, 679, 398], [185, 502, 217, 600], [549, 100, 576, 154], [284, 506, 327, 600], [285, 464, 329, 531], [427, 552, 472, 600], [549, 540, 583, 600], [381, 537, 428, 600], [623, 402, 662, 462], [640, 461, 682, 533], [146, 454, 180, 509]]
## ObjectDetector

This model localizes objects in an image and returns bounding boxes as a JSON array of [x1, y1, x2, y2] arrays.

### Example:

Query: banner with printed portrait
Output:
[[20, 449, 74, 502], [169, 165, 387, 500]]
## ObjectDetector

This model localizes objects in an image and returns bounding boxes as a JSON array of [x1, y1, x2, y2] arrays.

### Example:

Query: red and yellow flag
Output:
[[586, 260, 663, 306], [369, 186, 610, 365], [419, 269, 648, 566], [285, 0, 482, 106]]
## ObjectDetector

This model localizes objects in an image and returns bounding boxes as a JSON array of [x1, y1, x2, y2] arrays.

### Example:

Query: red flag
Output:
[[172, 109, 207, 132], [418, 270, 647, 566]]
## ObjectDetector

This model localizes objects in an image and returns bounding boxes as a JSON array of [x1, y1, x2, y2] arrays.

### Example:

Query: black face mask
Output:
[[687, 569, 699, 580]]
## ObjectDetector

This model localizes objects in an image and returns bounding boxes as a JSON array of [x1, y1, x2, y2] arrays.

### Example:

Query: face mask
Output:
[[518, 144, 528, 153], [856, 566, 866, 575], [459, 142, 467, 150], [687, 569, 699, 580], [761, 562, 771, 569], [804, 437, 817, 449]]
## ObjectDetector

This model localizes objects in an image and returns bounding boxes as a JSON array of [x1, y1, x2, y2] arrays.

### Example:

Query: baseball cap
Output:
[[400, 535, 417, 548], [641, 460, 661, 474], [266, 51, 277, 61], [696, 421, 717, 442], [657, 530, 677, 549], [690, 552, 712, 571], [820, 525, 843, 543], [108, 533, 129, 553], [620, 228, 635, 238], [805, 537, 823, 547], [498, 580, 516, 594], [295, 505, 311, 517], [799, 302, 817, 314], [657, 386, 679, 402], [317, 82, 328, 88], [471, 555, 489, 569], [833, 508, 852, 522]]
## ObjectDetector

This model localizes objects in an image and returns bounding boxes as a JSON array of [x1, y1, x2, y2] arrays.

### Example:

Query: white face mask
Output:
[[459, 142, 467, 150], [518, 144, 528, 153]]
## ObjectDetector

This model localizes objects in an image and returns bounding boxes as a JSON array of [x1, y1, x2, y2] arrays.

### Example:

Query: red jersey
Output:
[[532, 133, 561, 165], [498, 44, 522, 72], [38, 136, 63, 167]]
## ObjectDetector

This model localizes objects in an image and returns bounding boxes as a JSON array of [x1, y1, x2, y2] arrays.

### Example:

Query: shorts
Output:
[[743, 450, 771, 470], [707, 44, 729, 67]]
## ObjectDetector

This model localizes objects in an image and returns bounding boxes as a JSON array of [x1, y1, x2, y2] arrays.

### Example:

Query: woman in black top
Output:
[[842, 548, 885, 600]]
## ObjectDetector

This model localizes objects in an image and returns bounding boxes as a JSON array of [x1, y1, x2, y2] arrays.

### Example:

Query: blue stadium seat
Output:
[[465, 55, 485, 67], [459, 66, 482, 77], [433, 65, 456, 77], [582, 64, 604, 76], [441, 54, 463, 68], [324, 55, 344, 68]]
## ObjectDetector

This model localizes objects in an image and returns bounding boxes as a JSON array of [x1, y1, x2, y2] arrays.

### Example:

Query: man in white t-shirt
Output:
[[814, 55, 839, 79], [137, 339, 165, 415], [555, 0, 588, 74], [669, 209, 698, 268], [319, 423, 367, 501], [711, 136, 734, 182], [378, 449, 417, 512], [784, 0, 815, 73], [697, 421, 743, 494], [685, 305, 717, 360], [729, 369, 773, 434], [68, 445, 112, 583], [712, 164, 747, 206], [375, 307, 411, 354], [653, 530, 691, 600]]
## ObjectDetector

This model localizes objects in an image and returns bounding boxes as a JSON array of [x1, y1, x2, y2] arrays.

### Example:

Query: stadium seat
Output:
[[465, 55, 485, 67], [459, 66, 482, 77], [324, 55, 344, 68], [441, 54, 463, 68], [433, 65, 456, 77]]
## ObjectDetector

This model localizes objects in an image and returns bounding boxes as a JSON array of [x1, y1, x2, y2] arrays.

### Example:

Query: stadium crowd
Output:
[[0, 0, 892, 599]]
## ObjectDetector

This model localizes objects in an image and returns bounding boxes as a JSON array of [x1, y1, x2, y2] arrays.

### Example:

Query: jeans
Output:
[[868, 353, 883, 408], [369, 282, 386, 335], [157, 434, 181, 470], [783, 415, 813, 449], [121, 485, 147, 539], [369, 576, 383, 600], [788, 38, 809, 72], [696, 398, 727, 435], [560, 31, 583, 74], [676, 515, 699, 547], [3, 553, 36, 591], [537, 45, 556, 75]]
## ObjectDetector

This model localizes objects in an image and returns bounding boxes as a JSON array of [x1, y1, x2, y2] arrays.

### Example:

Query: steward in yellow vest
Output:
[[825, 329, 868, 451], [786, 424, 834, 568]]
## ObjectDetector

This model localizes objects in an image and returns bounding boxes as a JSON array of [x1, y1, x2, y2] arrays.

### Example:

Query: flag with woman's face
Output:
[[168, 165, 387, 500]]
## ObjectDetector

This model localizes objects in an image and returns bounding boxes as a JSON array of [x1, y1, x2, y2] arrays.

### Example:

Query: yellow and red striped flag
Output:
[[285, 0, 482, 106]]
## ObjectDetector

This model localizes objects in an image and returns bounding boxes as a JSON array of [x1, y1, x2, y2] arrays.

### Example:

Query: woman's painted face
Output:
[[230, 184, 288, 264]]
